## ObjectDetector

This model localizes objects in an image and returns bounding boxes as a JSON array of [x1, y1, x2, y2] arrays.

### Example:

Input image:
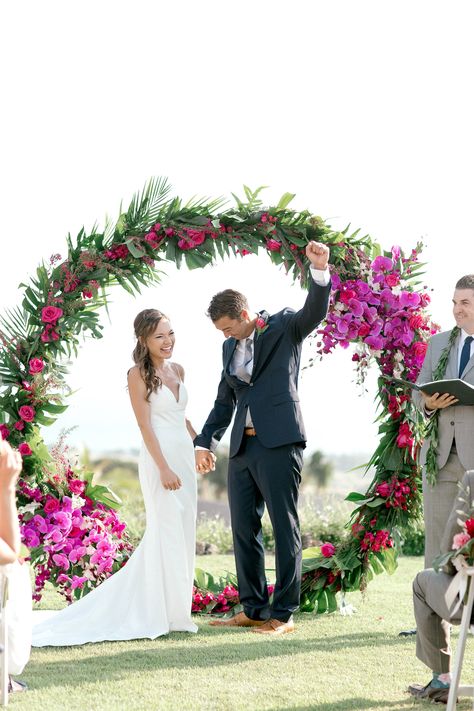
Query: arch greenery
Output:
[[0, 178, 432, 612]]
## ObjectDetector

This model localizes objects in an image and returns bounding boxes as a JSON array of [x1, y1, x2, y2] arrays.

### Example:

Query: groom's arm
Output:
[[285, 241, 331, 343], [285, 273, 331, 343], [194, 368, 236, 452]]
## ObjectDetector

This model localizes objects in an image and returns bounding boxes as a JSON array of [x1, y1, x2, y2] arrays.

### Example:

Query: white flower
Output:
[[71, 494, 86, 511], [18, 502, 41, 515], [393, 350, 404, 362]]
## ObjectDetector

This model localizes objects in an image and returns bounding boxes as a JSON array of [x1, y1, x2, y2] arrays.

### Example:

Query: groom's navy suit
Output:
[[195, 276, 331, 621]]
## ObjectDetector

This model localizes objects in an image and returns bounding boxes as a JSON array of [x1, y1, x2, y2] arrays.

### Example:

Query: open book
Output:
[[384, 376, 474, 406]]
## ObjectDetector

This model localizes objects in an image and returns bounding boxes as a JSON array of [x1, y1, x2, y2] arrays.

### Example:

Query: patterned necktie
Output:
[[459, 335, 473, 377], [234, 338, 253, 383]]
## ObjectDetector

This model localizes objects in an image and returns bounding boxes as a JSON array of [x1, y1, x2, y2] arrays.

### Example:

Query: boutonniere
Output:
[[255, 311, 269, 338]]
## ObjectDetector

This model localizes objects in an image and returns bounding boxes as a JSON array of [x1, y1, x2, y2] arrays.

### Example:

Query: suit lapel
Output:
[[224, 338, 238, 374], [462, 350, 474, 379], [251, 310, 269, 381]]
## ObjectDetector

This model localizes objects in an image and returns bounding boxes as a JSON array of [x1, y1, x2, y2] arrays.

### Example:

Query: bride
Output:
[[32, 309, 199, 645]]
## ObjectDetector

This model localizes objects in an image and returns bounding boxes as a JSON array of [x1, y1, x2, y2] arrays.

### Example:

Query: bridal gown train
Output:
[[32, 381, 198, 646]]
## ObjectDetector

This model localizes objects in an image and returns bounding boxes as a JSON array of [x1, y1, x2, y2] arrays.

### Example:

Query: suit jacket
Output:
[[414, 330, 474, 470], [194, 278, 331, 458]]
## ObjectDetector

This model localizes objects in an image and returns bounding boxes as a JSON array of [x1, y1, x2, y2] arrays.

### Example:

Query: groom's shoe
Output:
[[209, 611, 267, 628], [252, 617, 295, 636], [408, 681, 452, 704]]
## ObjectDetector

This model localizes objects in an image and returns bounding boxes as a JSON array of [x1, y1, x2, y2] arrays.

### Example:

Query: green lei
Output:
[[424, 326, 460, 486]]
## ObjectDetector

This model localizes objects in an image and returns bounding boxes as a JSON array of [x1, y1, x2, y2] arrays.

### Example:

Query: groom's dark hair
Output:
[[456, 275, 474, 291], [207, 289, 249, 322]]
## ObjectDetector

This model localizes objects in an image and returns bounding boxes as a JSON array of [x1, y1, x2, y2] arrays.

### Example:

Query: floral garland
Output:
[[0, 179, 437, 612], [424, 326, 459, 486]]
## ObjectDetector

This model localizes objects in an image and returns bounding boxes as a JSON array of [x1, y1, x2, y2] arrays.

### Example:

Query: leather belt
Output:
[[244, 427, 257, 436]]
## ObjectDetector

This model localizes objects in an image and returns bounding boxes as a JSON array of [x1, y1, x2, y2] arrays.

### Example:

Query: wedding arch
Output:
[[0, 178, 432, 613]]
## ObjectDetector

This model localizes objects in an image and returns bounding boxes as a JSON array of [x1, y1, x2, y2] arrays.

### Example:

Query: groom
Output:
[[195, 241, 331, 635]]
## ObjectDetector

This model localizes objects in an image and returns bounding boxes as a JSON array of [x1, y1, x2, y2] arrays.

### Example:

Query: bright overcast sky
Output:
[[1, 1, 473, 462]]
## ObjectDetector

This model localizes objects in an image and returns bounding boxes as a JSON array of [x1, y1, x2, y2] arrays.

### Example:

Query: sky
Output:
[[1, 1, 473, 461]]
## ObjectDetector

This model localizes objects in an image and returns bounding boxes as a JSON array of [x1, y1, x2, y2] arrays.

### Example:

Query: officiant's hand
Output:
[[306, 241, 330, 270], [160, 466, 182, 491], [421, 391, 458, 411], [195, 449, 216, 474]]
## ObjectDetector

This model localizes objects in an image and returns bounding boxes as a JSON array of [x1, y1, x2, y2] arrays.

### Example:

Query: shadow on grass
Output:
[[268, 700, 417, 710], [26, 630, 414, 691]]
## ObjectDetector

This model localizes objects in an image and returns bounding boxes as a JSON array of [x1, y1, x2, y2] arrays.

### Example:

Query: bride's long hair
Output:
[[132, 309, 168, 401]]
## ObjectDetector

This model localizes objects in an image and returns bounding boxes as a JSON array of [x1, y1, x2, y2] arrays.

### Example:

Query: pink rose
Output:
[[41, 306, 63, 324], [29, 357, 45, 374], [412, 342, 428, 359], [256, 317, 266, 330], [0, 424, 10, 440], [321, 542, 336, 558], [44, 497, 60, 513], [357, 323, 371, 338], [18, 442, 32, 456], [69, 479, 86, 495], [19, 405, 35, 422], [375, 482, 391, 498], [14, 421, 25, 431], [452, 532, 471, 550], [385, 274, 400, 288], [266, 238, 282, 252]]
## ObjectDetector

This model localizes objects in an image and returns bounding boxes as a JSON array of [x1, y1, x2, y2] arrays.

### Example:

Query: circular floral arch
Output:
[[0, 178, 432, 612]]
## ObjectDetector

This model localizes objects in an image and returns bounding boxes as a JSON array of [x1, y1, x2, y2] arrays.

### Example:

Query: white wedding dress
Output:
[[32, 381, 198, 646]]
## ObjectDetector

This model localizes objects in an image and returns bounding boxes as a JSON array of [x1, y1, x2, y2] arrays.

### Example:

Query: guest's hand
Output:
[[0, 440, 22, 489], [421, 391, 458, 411], [160, 466, 182, 491], [195, 449, 216, 475], [305, 241, 330, 270]]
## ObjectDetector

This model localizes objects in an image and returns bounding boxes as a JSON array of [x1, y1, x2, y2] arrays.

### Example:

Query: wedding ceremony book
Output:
[[383, 376, 474, 406]]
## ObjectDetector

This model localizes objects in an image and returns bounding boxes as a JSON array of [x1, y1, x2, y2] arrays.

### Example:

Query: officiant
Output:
[[414, 274, 474, 567]]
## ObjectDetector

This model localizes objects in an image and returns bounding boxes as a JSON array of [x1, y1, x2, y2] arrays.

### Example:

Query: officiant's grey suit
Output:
[[413, 469, 474, 675], [414, 330, 474, 566]]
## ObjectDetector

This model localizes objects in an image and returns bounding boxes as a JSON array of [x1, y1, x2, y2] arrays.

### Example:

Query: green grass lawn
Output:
[[11, 555, 474, 711]]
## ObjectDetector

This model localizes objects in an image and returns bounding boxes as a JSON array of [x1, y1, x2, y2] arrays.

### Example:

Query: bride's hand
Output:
[[160, 466, 182, 491]]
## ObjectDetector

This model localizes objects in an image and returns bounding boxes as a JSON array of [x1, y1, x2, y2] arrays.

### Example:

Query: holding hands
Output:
[[195, 449, 216, 475], [305, 241, 330, 271]]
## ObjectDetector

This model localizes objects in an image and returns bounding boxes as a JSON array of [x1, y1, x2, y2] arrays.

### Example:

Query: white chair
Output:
[[447, 567, 474, 711], [0, 569, 9, 707]]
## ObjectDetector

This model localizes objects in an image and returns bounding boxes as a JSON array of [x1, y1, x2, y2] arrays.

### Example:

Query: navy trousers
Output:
[[228, 435, 303, 622]]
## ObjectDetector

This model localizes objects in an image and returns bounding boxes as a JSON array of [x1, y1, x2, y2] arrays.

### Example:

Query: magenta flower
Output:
[[41, 306, 63, 324], [29, 357, 45, 374], [321, 542, 336, 558], [399, 291, 421, 308], [371, 256, 393, 273], [52, 553, 70, 571], [18, 442, 32, 456], [19, 405, 35, 422], [0, 424, 10, 440]]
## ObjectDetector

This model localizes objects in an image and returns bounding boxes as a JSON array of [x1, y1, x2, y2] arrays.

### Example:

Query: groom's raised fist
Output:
[[305, 241, 330, 271]]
